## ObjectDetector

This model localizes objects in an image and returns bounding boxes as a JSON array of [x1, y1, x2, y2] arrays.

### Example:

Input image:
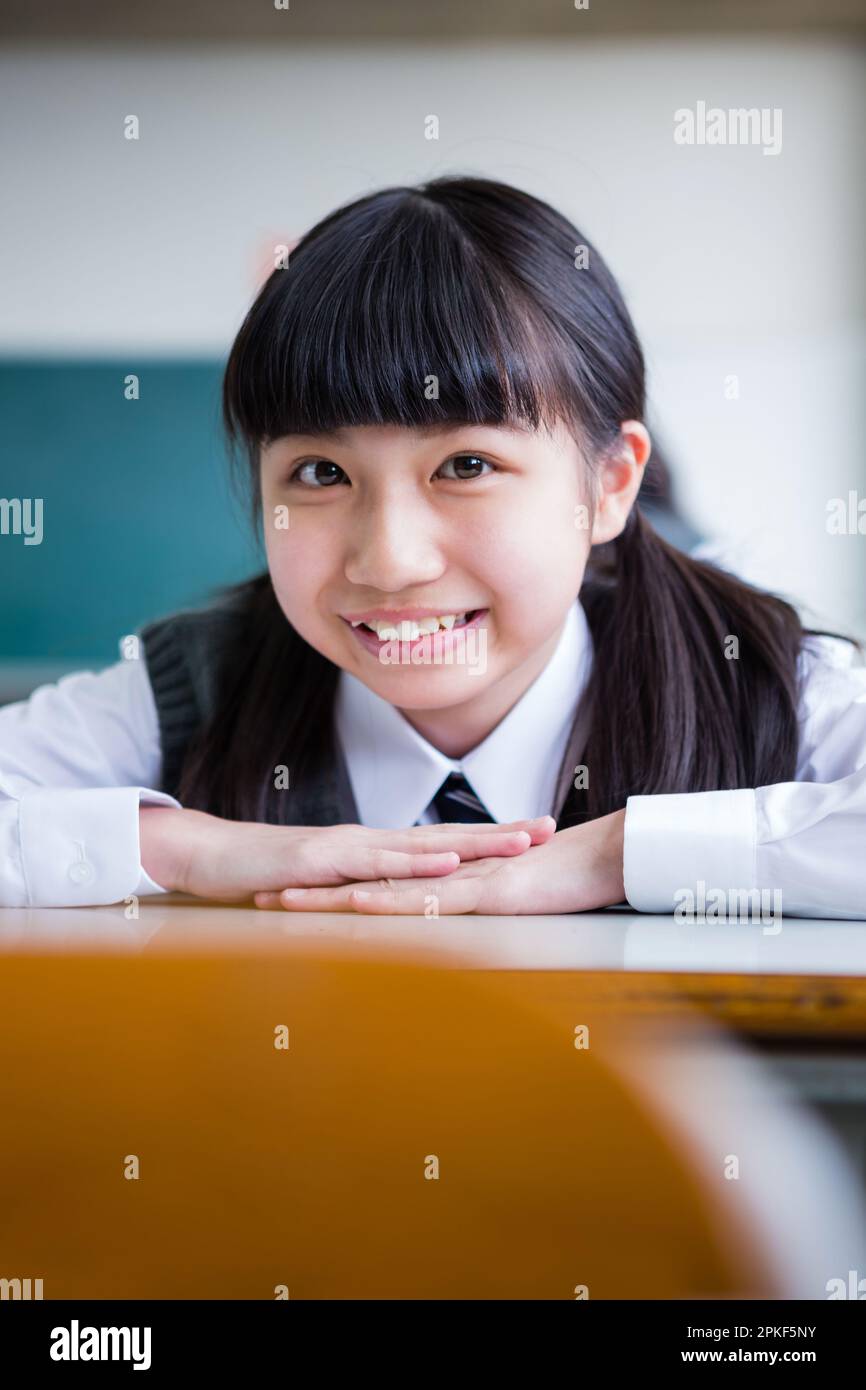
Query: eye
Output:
[[436, 454, 497, 481], [289, 459, 348, 488]]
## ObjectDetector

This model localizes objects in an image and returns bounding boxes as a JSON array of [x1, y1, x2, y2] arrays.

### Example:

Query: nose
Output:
[[343, 495, 445, 593]]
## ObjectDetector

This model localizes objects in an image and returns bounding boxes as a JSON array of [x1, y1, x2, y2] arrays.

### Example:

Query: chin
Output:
[[365, 669, 494, 708]]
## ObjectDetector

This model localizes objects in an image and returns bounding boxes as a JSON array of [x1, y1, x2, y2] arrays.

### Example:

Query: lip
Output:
[[340, 605, 484, 625], [342, 607, 489, 659]]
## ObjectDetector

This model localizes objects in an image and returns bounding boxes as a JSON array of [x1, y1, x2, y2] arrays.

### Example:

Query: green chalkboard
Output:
[[0, 359, 262, 685]]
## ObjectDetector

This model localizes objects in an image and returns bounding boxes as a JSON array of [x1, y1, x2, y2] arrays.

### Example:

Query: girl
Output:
[[2, 176, 865, 917]]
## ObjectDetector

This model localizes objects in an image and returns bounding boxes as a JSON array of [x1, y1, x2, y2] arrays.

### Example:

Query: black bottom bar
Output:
[[1, 1297, 861, 1374]]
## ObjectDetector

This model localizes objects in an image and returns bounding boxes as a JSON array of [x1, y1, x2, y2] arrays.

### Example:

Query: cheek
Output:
[[263, 525, 335, 625], [480, 497, 589, 618]]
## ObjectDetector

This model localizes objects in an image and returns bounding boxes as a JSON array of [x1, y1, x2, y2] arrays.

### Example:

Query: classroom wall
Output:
[[0, 361, 261, 696], [1, 36, 864, 691]]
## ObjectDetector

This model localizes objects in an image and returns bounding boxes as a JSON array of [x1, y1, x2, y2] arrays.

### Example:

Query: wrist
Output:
[[556, 808, 626, 910], [581, 808, 625, 905], [139, 805, 206, 893], [604, 808, 627, 902]]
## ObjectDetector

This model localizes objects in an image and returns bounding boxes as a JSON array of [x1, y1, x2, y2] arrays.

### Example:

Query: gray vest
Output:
[[139, 591, 361, 826]]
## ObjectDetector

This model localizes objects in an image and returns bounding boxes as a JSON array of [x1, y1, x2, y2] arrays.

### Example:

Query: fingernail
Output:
[[282, 888, 307, 899], [352, 890, 371, 900]]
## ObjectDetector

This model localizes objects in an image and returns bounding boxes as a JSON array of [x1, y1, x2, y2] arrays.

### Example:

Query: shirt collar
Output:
[[334, 600, 593, 827]]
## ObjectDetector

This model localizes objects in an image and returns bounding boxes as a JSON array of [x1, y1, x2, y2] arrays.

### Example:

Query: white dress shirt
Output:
[[1, 601, 865, 916]]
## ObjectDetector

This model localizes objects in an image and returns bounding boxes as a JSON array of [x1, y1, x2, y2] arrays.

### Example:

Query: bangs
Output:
[[223, 189, 579, 457]]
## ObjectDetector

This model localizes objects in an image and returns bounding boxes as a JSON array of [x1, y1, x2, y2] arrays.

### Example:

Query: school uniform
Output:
[[1, 588, 865, 915]]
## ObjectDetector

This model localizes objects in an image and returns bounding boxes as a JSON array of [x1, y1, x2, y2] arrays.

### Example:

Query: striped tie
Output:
[[432, 771, 494, 824]]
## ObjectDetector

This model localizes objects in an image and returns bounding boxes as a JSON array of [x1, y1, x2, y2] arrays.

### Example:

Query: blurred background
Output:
[[1, 0, 864, 700]]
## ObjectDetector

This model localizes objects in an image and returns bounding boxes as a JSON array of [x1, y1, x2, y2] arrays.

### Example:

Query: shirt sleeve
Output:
[[623, 635, 866, 919], [0, 658, 181, 906]]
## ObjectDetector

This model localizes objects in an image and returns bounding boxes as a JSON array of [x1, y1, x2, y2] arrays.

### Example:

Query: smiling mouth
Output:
[[347, 609, 484, 642]]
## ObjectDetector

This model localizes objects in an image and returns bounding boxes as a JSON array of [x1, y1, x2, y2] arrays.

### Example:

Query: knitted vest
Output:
[[140, 588, 360, 825]]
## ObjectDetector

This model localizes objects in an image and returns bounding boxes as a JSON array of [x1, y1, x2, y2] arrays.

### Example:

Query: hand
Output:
[[253, 811, 627, 916], [139, 806, 557, 903]]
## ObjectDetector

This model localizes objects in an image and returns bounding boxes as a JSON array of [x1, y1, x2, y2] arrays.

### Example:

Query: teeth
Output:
[[355, 612, 471, 640]]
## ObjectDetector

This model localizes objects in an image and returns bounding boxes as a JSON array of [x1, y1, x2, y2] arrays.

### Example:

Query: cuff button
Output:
[[68, 860, 95, 885]]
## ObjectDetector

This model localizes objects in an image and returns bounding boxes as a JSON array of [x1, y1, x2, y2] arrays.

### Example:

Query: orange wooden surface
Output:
[[0, 947, 781, 1299]]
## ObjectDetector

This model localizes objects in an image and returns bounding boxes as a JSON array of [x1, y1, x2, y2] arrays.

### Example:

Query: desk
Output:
[[1, 900, 864, 1298], [4, 900, 865, 1135], [3, 898, 866, 1039]]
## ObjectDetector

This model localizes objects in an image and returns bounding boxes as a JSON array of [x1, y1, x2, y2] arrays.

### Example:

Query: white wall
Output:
[[2, 38, 864, 634]]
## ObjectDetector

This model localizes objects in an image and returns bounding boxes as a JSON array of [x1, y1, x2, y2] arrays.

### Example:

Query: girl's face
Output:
[[260, 420, 640, 744]]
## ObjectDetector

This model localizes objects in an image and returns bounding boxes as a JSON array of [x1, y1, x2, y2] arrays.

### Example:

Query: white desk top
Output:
[[1, 900, 865, 975]]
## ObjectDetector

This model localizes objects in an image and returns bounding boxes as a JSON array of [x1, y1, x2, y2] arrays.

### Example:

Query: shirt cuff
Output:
[[623, 788, 757, 913], [18, 786, 181, 907]]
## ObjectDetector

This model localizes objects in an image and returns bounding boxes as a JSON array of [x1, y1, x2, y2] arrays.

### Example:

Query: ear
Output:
[[589, 421, 652, 546]]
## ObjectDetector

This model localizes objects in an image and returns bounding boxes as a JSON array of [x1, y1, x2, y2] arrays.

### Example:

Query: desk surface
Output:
[[2, 899, 866, 1040], [1, 898, 865, 971]]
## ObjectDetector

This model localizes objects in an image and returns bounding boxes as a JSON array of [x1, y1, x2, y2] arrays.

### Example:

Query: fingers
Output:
[[431, 829, 532, 860], [254, 890, 293, 909], [381, 818, 555, 858], [348, 877, 483, 915], [355, 848, 464, 880], [249, 821, 554, 901], [255, 873, 484, 915], [254, 884, 362, 911], [416, 815, 555, 839], [407, 816, 554, 833]]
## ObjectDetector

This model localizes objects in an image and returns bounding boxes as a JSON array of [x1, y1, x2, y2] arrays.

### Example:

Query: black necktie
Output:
[[431, 771, 495, 824]]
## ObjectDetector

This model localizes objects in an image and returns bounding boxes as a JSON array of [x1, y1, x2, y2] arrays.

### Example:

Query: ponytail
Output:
[[555, 506, 825, 827]]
